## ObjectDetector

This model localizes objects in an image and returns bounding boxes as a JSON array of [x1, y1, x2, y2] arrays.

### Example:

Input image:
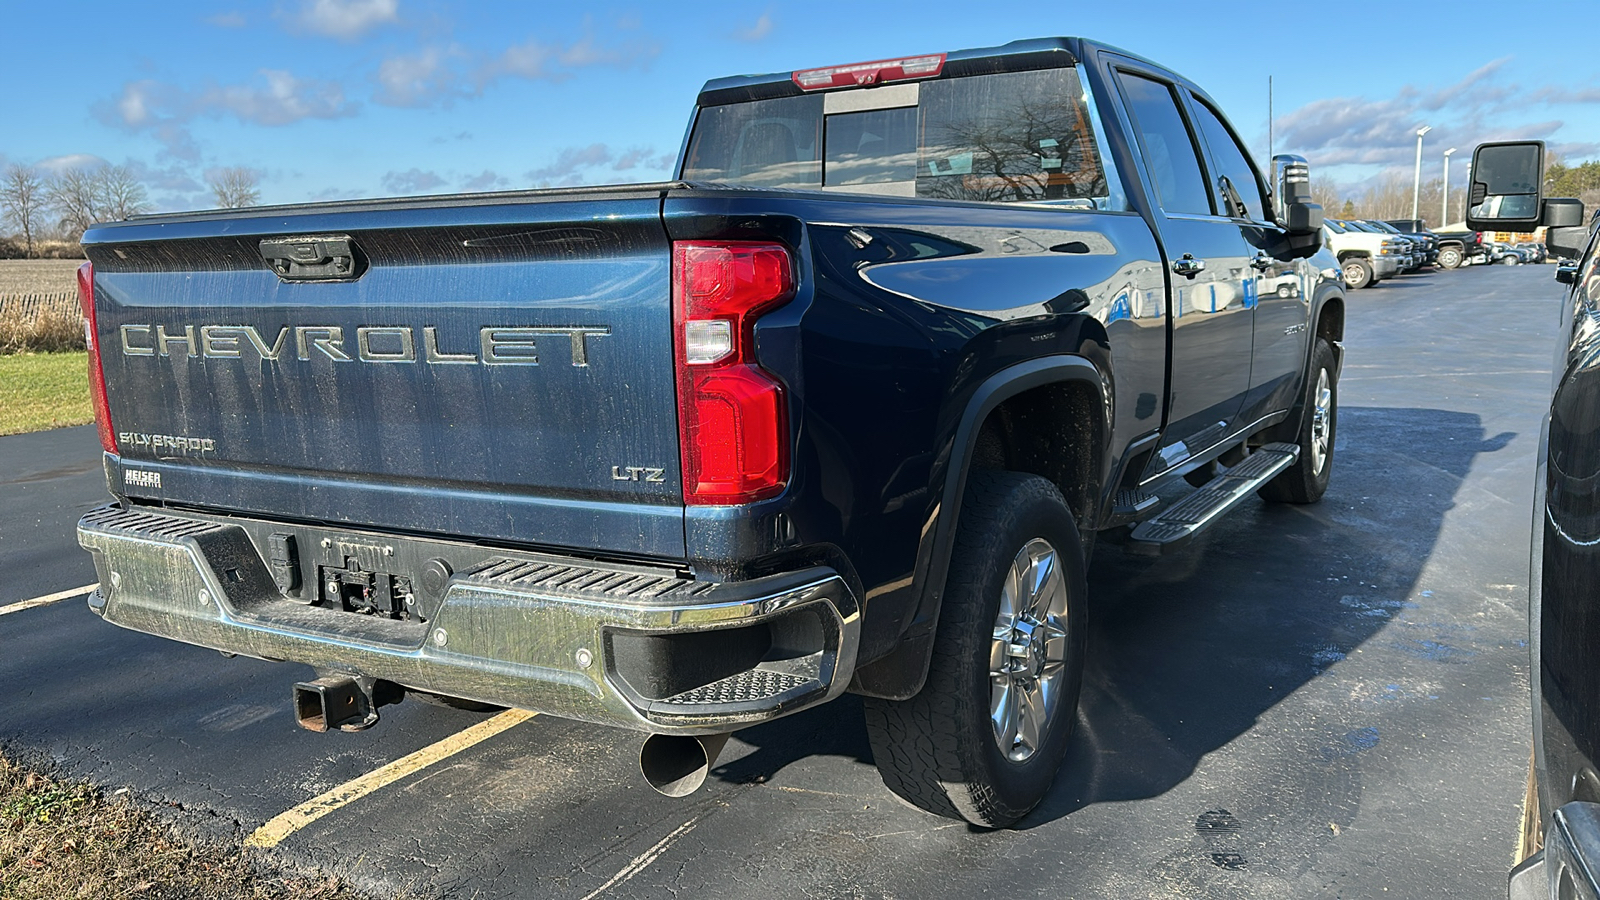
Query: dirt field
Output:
[[0, 259, 83, 296]]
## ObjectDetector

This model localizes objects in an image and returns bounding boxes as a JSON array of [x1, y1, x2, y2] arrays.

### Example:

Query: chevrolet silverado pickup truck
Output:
[[74, 37, 1341, 827], [1325, 218, 1402, 288]]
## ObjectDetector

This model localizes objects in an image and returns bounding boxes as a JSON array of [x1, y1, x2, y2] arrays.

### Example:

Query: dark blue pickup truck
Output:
[[74, 37, 1342, 826]]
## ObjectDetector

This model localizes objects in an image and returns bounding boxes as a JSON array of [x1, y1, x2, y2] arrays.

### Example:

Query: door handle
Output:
[[1250, 252, 1275, 271], [1172, 254, 1206, 278]]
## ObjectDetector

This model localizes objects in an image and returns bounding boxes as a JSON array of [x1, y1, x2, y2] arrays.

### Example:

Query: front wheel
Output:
[[1437, 246, 1463, 269], [864, 470, 1087, 828], [1341, 257, 1374, 289], [1259, 338, 1337, 504]]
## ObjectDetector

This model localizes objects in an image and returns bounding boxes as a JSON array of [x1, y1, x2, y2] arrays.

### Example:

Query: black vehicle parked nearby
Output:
[[1432, 225, 1491, 268], [1458, 141, 1597, 899], [1370, 219, 1439, 268], [72, 37, 1339, 828]]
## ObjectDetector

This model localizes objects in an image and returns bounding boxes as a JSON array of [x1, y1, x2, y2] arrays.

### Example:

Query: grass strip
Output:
[[0, 352, 93, 436], [0, 756, 382, 900]]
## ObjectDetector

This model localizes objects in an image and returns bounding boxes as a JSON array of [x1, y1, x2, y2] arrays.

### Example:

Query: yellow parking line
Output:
[[245, 708, 537, 849], [0, 583, 98, 617]]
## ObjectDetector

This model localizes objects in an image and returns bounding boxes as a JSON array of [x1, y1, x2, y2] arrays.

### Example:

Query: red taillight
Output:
[[77, 262, 117, 454], [672, 242, 794, 505], [792, 53, 945, 90]]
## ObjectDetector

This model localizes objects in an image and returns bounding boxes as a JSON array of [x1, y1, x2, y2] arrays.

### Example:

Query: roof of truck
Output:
[[696, 37, 1133, 107]]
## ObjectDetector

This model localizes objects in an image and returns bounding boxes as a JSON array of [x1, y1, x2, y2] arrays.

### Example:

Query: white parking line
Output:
[[0, 583, 98, 617]]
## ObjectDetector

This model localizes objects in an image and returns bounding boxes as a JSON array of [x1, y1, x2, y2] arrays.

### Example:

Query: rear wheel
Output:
[[1260, 338, 1337, 504], [1438, 246, 1463, 269], [1341, 257, 1374, 290], [864, 470, 1087, 828]]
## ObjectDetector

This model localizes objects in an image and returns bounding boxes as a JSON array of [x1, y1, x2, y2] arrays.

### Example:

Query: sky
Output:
[[5, 0, 1600, 212]]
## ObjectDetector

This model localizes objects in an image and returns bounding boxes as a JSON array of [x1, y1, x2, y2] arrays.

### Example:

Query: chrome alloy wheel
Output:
[[989, 537, 1070, 762], [1310, 367, 1332, 476]]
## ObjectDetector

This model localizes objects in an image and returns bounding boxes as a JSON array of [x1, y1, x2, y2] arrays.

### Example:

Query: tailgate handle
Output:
[[260, 235, 364, 282]]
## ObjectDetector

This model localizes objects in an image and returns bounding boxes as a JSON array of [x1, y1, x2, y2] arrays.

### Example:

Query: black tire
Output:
[[863, 470, 1087, 828], [1259, 338, 1337, 504], [410, 690, 505, 713], [1437, 246, 1463, 269], [1341, 257, 1374, 290]]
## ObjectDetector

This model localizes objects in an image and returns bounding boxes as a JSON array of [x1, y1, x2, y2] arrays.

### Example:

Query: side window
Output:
[[1190, 98, 1267, 221], [1116, 72, 1212, 216], [918, 67, 1115, 207]]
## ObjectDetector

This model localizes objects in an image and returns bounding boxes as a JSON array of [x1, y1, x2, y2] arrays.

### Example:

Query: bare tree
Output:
[[46, 168, 102, 241], [96, 165, 150, 221], [0, 164, 45, 257], [1309, 175, 1342, 215], [209, 167, 261, 208]]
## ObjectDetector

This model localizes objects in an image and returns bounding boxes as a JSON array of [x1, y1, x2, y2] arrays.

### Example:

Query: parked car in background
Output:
[[1369, 220, 1438, 268], [1345, 220, 1419, 272], [1455, 140, 1594, 900], [1432, 226, 1490, 268], [1324, 218, 1403, 288]]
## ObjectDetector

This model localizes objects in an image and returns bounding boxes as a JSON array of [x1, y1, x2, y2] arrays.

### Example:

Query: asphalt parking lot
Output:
[[0, 264, 1566, 898]]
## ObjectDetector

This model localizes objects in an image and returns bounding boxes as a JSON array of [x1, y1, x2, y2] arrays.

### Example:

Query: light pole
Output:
[[1412, 125, 1433, 222], [1441, 147, 1457, 227]]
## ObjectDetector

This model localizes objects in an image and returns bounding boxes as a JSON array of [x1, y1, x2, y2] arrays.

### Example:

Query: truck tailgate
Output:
[[82, 188, 684, 558]]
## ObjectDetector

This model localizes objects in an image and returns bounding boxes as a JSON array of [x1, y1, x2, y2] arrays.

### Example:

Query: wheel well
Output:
[[969, 380, 1102, 524], [1317, 296, 1345, 346], [1337, 251, 1370, 262]]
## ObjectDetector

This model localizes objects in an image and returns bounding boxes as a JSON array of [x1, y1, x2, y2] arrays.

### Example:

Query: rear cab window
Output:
[[682, 66, 1126, 210]]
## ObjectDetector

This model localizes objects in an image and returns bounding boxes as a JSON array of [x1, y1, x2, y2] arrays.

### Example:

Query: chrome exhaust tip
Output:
[[639, 733, 731, 797]]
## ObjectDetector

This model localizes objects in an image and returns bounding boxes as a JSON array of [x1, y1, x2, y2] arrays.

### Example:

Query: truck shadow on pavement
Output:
[[714, 406, 1518, 831]]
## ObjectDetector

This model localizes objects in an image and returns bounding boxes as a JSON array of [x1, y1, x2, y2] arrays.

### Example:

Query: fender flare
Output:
[[1261, 283, 1346, 447], [850, 354, 1108, 700]]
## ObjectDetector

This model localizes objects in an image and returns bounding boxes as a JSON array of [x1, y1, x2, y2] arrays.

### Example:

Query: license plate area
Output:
[[315, 557, 420, 622]]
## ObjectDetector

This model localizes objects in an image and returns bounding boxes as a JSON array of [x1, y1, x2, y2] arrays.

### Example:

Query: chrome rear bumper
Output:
[[78, 504, 859, 735]]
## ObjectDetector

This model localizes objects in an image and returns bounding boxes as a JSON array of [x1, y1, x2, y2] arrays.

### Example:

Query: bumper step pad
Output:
[[1127, 442, 1300, 555], [658, 667, 813, 706]]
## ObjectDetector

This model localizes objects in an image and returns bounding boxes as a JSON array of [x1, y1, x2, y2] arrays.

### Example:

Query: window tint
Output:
[[682, 67, 1120, 208], [1117, 73, 1212, 216], [1190, 97, 1267, 221], [825, 106, 918, 186], [917, 67, 1113, 206], [681, 94, 823, 189]]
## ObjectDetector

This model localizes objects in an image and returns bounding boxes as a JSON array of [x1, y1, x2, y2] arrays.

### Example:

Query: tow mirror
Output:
[[1272, 154, 1324, 254], [1466, 141, 1570, 232], [1549, 218, 1592, 260]]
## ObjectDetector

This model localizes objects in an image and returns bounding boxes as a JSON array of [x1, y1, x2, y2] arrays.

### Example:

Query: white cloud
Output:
[[202, 70, 356, 126], [382, 168, 448, 194], [527, 144, 614, 186], [100, 70, 358, 161], [460, 170, 508, 191], [34, 154, 111, 174], [375, 30, 659, 108], [1276, 59, 1600, 175], [286, 0, 398, 40], [734, 12, 773, 42], [376, 45, 469, 106]]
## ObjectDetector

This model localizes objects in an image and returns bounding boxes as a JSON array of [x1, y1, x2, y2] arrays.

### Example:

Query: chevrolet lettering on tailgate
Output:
[[117, 324, 610, 366]]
